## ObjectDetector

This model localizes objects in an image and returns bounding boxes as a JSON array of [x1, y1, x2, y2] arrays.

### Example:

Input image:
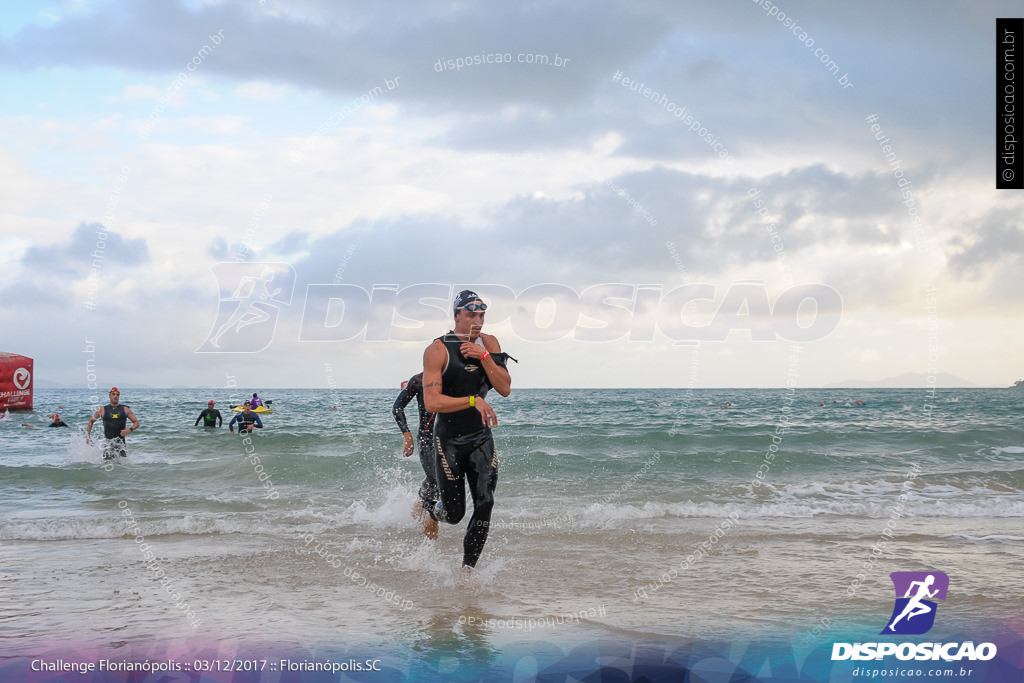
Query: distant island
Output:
[[1014, 379, 1024, 389], [824, 372, 978, 389]]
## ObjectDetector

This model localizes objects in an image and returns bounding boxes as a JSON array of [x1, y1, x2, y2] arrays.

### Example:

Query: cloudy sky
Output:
[[1, 0, 1021, 389]]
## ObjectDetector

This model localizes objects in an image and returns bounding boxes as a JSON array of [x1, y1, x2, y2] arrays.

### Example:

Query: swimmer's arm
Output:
[[123, 407, 140, 437], [393, 388, 413, 433], [216, 411, 222, 427], [85, 406, 103, 438], [423, 341, 478, 413], [253, 415, 263, 428], [422, 341, 451, 413], [480, 335, 511, 397], [195, 412, 203, 427], [424, 342, 499, 426]]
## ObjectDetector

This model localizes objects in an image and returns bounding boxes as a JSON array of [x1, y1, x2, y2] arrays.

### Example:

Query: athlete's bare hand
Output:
[[402, 432, 414, 457], [460, 342, 487, 360], [474, 397, 498, 428]]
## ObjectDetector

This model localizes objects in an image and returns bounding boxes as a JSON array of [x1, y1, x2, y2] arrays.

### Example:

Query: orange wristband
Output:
[[482, 351, 491, 360]]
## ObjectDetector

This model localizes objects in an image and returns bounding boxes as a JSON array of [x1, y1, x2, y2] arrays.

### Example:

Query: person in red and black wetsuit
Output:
[[423, 290, 514, 579], [392, 373, 439, 538]]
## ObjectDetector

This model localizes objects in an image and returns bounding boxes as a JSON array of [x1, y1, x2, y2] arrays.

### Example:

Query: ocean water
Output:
[[1, 387, 1022, 680]]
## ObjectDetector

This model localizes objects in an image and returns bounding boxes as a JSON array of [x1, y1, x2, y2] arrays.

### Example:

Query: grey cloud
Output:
[[948, 211, 1024, 277], [270, 163, 909, 300], [2, 0, 666, 110], [2, 0, 1011, 169], [21, 222, 150, 278], [0, 281, 68, 311], [208, 236, 229, 259]]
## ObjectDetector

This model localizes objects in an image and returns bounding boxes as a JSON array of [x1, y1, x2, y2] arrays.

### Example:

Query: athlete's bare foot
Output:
[[411, 500, 423, 520], [458, 566, 479, 589], [422, 513, 439, 540]]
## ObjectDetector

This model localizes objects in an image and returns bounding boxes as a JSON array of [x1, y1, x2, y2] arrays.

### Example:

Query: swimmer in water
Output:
[[228, 401, 263, 434], [195, 400, 223, 428]]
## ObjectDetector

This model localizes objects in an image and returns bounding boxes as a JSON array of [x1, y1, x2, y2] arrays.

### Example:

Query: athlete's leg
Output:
[[417, 432, 439, 508], [417, 433, 441, 539], [432, 430, 467, 524], [103, 437, 127, 460], [461, 432, 498, 568]]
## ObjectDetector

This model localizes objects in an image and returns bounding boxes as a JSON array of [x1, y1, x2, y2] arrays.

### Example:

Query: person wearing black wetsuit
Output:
[[392, 373, 438, 532], [229, 402, 263, 434], [423, 290, 513, 575], [86, 387, 140, 460], [195, 400, 223, 427], [48, 413, 69, 427]]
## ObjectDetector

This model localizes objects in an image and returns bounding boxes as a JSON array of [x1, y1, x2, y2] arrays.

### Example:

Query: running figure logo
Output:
[[196, 263, 295, 353], [881, 571, 949, 635]]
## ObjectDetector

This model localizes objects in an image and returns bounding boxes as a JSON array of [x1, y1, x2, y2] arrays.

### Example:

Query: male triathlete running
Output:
[[423, 290, 513, 579], [86, 387, 140, 460]]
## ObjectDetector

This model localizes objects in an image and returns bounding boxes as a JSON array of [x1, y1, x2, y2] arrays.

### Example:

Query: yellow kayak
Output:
[[232, 406, 272, 414]]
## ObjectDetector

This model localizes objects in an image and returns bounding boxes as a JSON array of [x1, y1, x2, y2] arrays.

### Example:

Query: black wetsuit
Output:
[[102, 404, 130, 459], [229, 411, 262, 433], [195, 408, 223, 427], [49, 418, 68, 428], [432, 332, 507, 568], [392, 373, 438, 508]]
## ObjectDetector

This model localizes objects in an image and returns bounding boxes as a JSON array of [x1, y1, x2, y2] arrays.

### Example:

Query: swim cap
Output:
[[110, 387, 119, 393], [454, 289, 485, 312], [208, 400, 215, 405]]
